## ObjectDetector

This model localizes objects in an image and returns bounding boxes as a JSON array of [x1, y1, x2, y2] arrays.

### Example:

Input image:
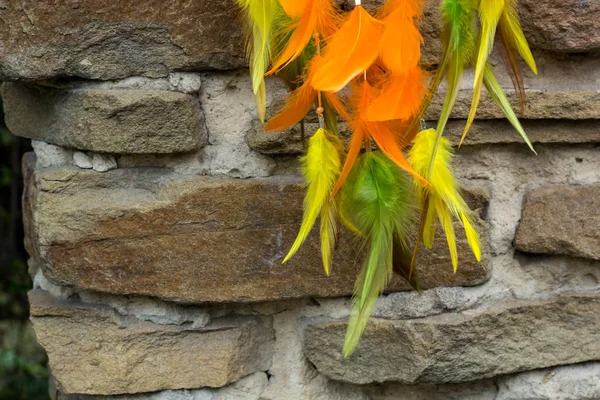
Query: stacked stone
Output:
[[1, 0, 599, 399]]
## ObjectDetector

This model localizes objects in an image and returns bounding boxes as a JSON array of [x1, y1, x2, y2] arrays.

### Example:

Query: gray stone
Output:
[[496, 362, 600, 400], [73, 151, 93, 169], [3, 83, 206, 154], [0, 0, 245, 81], [92, 153, 118, 172], [515, 184, 600, 260], [303, 294, 600, 385], [22, 154, 490, 304], [31, 140, 73, 168], [169, 73, 203, 95], [30, 289, 274, 395]]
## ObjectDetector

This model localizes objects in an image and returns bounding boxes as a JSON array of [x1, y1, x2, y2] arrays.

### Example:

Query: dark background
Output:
[[0, 92, 49, 399]]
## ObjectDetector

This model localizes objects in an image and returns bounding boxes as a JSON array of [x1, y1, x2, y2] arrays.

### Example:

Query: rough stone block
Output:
[[358, 0, 600, 58], [29, 289, 274, 395], [2, 82, 206, 154], [304, 294, 600, 385], [515, 184, 600, 260], [0, 0, 245, 81], [23, 154, 490, 304]]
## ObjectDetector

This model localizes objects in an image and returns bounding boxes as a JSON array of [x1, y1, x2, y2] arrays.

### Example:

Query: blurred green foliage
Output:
[[0, 92, 49, 399]]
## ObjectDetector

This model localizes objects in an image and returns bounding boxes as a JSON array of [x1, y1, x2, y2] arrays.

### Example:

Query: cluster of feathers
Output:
[[237, 0, 537, 357]]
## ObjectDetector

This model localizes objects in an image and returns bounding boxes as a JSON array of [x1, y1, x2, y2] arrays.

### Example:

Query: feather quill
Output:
[[341, 151, 414, 357], [237, 0, 279, 122], [409, 128, 481, 272], [311, 6, 383, 92], [282, 128, 343, 275]]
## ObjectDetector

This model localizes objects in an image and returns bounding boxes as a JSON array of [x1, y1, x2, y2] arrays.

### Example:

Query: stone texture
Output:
[[73, 151, 93, 169], [249, 119, 600, 155], [0, 1, 245, 81], [29, 289, 274, 395], [304, 294, 600, 385], [31, 140, 73, 168], [22, 154, 489, 304], [54, 372, 269, 400], [91, 153, 118, 172], [515, 184, 600, 260], [2, 82, 206, 154], [358, 0, 600, 58]]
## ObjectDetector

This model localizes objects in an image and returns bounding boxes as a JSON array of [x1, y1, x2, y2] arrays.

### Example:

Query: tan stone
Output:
[[0, 0, 245, 81], [3, 83, 206, 154], [29, 289, 274, 395], [248, 119, 600, 156], [23, 154, 490, 304], [515, 184, 600, 260], [304, 294, 600, 385]]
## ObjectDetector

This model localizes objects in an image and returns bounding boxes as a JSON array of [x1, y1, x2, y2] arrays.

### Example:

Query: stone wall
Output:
[[2, 0, 600, 399]]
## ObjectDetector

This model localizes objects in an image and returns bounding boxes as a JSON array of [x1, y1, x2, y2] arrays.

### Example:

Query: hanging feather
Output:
[[461, 0, 504, 140], [483, 64, 535, 152], [497, 0, 538, 113], [366, 67, 427, 122], [378, 0, 423, 75], [409, 128, 481, 272], [282, 128, 343, 275], [267, 0, 339, 75], [341, 151, 414, 357], [331, 81, 425, 198], [435, 0, 478, 139], [237, 0, 279, 123], [264, 55, 349, 132], [311, 5, 383, 92], [279, 0, 308, 18]]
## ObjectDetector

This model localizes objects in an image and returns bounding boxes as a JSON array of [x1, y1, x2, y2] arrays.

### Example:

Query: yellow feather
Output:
[[409, 129, 482, 267], [238, 0, 278, 122], [499, 0, 537, 75], [320, 200, 339, 276], [436, 198, 458, 272], [461, 0, 505, 144], [283, 129, 342, 268]]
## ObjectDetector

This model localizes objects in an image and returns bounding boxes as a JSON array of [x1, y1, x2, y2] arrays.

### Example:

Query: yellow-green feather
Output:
[[340, 152, 414, 357], [483, 64, 535, 153], [461, 0, 504, 144], [282, 129, 342, 271], [409, 129, 481, 268], [499, 0, 537, 74], [238, 0, 279, 122]]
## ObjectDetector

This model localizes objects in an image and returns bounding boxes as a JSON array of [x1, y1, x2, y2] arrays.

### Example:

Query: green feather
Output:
[[340, 151, 414, 357], [436, 0, 478, 137]]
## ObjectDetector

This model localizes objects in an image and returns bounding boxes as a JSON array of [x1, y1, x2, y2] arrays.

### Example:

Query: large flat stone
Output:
[[2, 83, 206, 154], [515, 184, 600, 260], [304, 294, 600, 385], [249, 118, 600, 155], [0, 0, 245, 81], [23, 154, 490, 304], [29, 289, 274, 395]]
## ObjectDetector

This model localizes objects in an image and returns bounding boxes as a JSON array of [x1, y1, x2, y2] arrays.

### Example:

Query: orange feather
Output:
[[264, 80, 316, 132], [264, 55, 348, 132], [367, 67, 427, 122], [311, 6, 383, 92], [279, 0, 309, 18], [267, 0, 339, 75], [379, 2, 422, 75], [331, 81, 425, 198]]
